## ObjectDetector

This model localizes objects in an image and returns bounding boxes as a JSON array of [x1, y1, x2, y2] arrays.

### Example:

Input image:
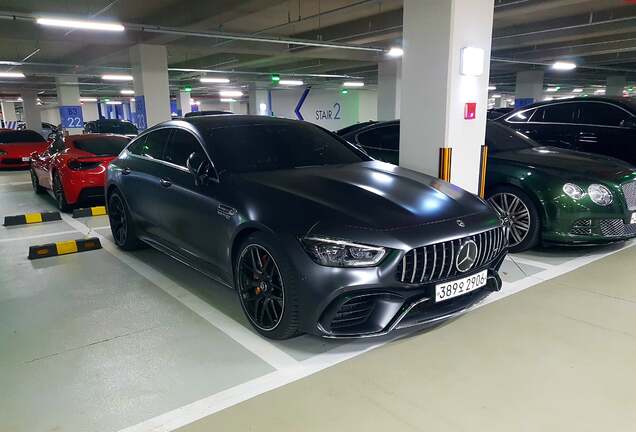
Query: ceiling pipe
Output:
[[491, 57, 636, 73]]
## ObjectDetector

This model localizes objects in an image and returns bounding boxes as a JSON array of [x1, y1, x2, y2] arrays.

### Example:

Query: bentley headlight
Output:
[[301, 237, 387, 267], [588, 184, 613, 206], [563, 183, 585, 200]]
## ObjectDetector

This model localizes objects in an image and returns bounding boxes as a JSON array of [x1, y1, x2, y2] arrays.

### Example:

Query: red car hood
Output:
[[0, 142, 48, 158]]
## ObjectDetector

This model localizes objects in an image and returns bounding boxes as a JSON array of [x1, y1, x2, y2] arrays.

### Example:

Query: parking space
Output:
[[1, 167, 633, 432]]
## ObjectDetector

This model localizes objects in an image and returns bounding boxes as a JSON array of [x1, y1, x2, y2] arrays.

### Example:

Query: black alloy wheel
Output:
[[30, 168, 44, 194], [108, 191, 144, 250], [238, 244, 285, 331], [53, 173, 71, 212]]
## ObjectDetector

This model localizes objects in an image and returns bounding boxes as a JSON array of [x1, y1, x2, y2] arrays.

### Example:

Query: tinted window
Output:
[[535, 104, 576, 123], [357, 125, 399, 151], [204, 123, 367, 173], [486, 122, 537, 153], [163, 129, 202, 167], [579, 103, 631, 127], [0, 130, 45, 144], [506, 109, 535, 123], [131, 129, 171, 159], [95, 120, 138, 135], [74, 136, 129, 156]]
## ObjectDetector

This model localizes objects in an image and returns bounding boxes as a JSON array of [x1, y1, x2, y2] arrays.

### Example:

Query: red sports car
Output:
[[0, 129, 49, 169], [30, 134, 130, 211]]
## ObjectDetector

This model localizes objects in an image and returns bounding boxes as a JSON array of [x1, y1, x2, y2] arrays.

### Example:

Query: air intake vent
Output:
[[330, 296, 376, 330]]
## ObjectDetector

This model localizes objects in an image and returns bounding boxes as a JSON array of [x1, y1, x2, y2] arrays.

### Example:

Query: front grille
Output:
[[396, 226, 507, 284], [622, 181, 636, 211], [330, 296, 376, 330]]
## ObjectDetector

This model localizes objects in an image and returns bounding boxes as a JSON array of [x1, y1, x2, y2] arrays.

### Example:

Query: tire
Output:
[[30, 168, 45, 194], [487, 186, 541, 253], [235, 232, 301, 340], [107, 190, 145, 250], [52, 172, 72, 212]]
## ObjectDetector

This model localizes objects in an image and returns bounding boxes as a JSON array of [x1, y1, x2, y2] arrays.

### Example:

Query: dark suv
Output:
[[84, 119, 138, 137], [500, 97, 636, 165]]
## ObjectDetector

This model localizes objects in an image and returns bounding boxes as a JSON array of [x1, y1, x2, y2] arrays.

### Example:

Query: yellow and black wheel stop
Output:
[[3, 211, 62, 226], [72, 206, 107, 218], [28, 237, 102, 260]]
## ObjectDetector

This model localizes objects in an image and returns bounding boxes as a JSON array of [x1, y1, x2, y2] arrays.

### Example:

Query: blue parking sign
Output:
[[59, 106, 84, 129]]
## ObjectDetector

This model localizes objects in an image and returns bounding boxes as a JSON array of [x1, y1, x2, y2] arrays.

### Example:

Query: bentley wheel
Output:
[[488, 187, 540, 253], [53, 173, 71, 212], [108, 191, 144, 250], [30, 169, 44, 194], [236, 233, 301, 339]]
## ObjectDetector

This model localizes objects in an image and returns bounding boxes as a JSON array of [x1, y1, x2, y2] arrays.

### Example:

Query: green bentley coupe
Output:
[[338, 120, 636, 252]]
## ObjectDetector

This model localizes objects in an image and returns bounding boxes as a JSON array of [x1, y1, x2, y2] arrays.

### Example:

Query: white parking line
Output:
[[506, 254, 554, 270], [0, 229, 81, 243], [59, 213, 300, 371], [0, 181, 32, 186], [115, 238, 636, 432]]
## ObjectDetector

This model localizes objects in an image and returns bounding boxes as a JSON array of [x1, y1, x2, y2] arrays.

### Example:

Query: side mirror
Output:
[[621, 118, 636, 128]]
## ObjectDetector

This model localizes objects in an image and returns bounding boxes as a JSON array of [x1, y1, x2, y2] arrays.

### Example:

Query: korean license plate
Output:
[[631, 213, 636, 225], [435, 270, 488, 303], [21, 157, 30, 162]]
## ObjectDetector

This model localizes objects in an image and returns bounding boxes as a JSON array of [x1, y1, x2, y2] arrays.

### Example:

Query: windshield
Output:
[[204, 122, 368, 173], [0, 130, 45, 144], [486, 122, 537, 153], [73, 136, 130, 156], [96, 121, 138, 135]]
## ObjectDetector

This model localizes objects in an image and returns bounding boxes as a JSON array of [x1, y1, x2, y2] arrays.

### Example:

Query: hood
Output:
[[234, 161, 491, 231], [492, 146, 635, 181]]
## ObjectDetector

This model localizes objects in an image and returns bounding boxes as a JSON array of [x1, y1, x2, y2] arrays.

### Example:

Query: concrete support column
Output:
[[377, 60, 401, 121], [129, 44, 171, 130], [400, 0, 494, 193], [56, 76, 83, 134], [20, 91, 42, 134], [0, 101, 18, 127], [607, 76, 626, 97], [81, 102, 99, 122], [248, 85, 270, 115], [175, 90, 191, 117], [515, 70, 544, 106]]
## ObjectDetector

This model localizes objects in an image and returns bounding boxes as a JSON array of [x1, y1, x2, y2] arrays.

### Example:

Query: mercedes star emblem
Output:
[[456, 219, 466, 228], [456, 240, 478, 273]]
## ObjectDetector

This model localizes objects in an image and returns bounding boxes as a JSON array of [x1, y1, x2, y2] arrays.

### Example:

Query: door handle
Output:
[[122, 167, 131, 175], [160, 178, 172, 187]]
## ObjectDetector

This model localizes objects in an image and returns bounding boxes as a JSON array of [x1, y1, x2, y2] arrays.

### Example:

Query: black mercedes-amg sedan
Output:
[[106, 116, 507, 339]]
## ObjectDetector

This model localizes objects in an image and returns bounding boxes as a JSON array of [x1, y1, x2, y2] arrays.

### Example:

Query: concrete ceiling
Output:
[[0, 0, 634, 101]]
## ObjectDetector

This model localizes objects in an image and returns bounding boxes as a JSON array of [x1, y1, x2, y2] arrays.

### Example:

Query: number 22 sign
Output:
[[59, 106, 84, 129]]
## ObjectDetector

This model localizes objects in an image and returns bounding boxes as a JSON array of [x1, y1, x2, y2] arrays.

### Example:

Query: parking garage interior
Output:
[[1, 1, 636, 431]]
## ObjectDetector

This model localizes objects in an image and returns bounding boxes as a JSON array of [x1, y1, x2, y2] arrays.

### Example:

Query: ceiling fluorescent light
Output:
[[552, 61, 576, 71], [0, 72, 25, 78], [102, 74, 133, 81], [219, 90, 243, 97], [220, 98, 236, 103], [79, 97, 97, 102], [572, 88, 583, 93], [200, 77, 230, 84], [488, 86, 497, 91], [36, 17, 124, 32], [106, 101, 123, 105], [460, 47, 485, 76], [120, 89, 135, 95], [343, 81, 364, 87], [279, 80, 304, 86], [492, 94, 502, 99], [546, 87, 560, 92], [387, 47, 404, 57]]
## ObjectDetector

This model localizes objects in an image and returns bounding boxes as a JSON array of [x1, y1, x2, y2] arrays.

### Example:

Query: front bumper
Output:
[[543, 216, 636, 246], [315, 257, 505, 338], [0, 157, 29, 168]]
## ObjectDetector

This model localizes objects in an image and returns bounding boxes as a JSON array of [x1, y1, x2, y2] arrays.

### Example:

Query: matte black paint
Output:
[[106, 116, 505, 337]]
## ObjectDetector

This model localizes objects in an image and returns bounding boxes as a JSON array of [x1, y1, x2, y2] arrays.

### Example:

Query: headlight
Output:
[[301, 237, 387, 267], [588, 184, 613, 206], [0, 150, 6, 156], [563, 183, 585, 200]]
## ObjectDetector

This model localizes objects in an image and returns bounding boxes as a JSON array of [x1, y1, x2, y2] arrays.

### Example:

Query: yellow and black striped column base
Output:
[[438, 147, 453, 182], [478, 145, 489, 198], [3, 211, 62, 227], [72, 206, 107, 218], [28, 237, 102, 260]]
